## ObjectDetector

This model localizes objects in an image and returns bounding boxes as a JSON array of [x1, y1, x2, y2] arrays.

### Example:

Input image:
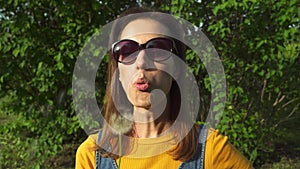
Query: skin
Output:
[[118, 19, 178, 138]]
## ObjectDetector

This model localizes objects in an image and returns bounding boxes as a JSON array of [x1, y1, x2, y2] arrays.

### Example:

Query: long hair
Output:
[[98, 7, 199, 161]]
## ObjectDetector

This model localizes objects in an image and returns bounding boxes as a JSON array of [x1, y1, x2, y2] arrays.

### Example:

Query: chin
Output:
[[133, 101, 151, 109], [128, 91, 151, 107]]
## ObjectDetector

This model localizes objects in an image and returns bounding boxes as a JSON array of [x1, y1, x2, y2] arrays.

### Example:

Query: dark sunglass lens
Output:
[[147, 38, 172, 50], [114, 40, 139, 62], [113, 38, 175, 63], [145, 38, 173, 61]]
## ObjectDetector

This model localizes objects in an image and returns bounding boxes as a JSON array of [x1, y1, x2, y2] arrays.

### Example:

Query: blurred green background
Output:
[[0, 0, 299, 168]]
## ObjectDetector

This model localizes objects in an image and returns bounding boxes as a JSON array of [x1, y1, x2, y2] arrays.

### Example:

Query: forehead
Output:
[[120, 19, 171, 40]]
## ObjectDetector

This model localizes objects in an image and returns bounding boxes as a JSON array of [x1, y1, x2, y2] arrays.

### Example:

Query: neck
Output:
[[132, 100, 172, 138]]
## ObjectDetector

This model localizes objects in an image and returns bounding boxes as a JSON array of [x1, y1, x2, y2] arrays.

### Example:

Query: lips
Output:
[[134, 78, 149, 91]]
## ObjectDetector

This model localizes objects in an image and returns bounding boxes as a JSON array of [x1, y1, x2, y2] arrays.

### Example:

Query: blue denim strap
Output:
[[179, 124, 208, 169], [95, 150, 100, 169], [199, 125, 208, 168], [95, 131, 118, 169]]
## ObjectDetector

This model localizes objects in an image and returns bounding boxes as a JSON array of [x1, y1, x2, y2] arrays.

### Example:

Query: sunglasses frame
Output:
[[111, 37, 178, 64]]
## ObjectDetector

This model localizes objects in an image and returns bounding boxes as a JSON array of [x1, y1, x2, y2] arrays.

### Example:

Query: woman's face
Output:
[[117, 19, 178, 109]]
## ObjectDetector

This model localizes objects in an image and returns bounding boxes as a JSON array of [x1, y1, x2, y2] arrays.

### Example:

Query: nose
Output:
[[135, 50, 153, 70]]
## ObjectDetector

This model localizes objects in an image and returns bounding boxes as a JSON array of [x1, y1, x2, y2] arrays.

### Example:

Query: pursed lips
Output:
[[134, 78, 149, 91]]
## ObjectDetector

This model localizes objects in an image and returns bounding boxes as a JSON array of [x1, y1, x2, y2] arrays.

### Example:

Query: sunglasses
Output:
[[112, 37, 178, 64]]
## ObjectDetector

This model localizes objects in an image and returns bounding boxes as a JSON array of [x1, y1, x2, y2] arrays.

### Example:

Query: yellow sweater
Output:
[[75, 128, 252, 169]]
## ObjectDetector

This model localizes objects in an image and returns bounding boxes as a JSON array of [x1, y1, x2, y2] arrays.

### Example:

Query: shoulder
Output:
[[76, 133, 98, 155], [204, 128, 253, 169], [206, 128, 226, 144], [77, 133, 98, 151], [75, 133, 98, 169]]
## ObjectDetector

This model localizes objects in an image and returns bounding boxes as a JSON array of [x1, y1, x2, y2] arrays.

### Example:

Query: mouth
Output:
[[134, 78, 149, 91]]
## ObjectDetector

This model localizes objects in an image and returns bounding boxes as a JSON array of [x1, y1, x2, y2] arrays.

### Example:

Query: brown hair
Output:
[[98, 7, 199, 161]]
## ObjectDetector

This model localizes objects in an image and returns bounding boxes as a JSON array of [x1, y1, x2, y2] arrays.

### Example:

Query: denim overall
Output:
[[95, 125, 208, 169]]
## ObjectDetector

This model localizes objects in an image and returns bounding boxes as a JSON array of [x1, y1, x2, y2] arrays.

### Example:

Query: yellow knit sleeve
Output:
[[205, 129, 253, 169], [75, 135, 98, 169]]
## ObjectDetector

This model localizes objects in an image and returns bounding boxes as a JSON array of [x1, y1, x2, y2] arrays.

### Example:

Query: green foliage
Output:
[[261, 157, 300, 169], [209, 1, 299, 165], [0, 0, 299, 168], [0, 0, 138, 167], [160, 0, 299, 166]]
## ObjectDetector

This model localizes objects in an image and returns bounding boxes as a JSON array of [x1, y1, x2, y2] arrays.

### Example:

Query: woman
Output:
[[76, 7, 252, 169]]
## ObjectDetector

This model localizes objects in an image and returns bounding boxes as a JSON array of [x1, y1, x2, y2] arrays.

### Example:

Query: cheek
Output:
[[154, 72, 173, 95], [156, 59, 178, 78], [118, 67, 130, 92]]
